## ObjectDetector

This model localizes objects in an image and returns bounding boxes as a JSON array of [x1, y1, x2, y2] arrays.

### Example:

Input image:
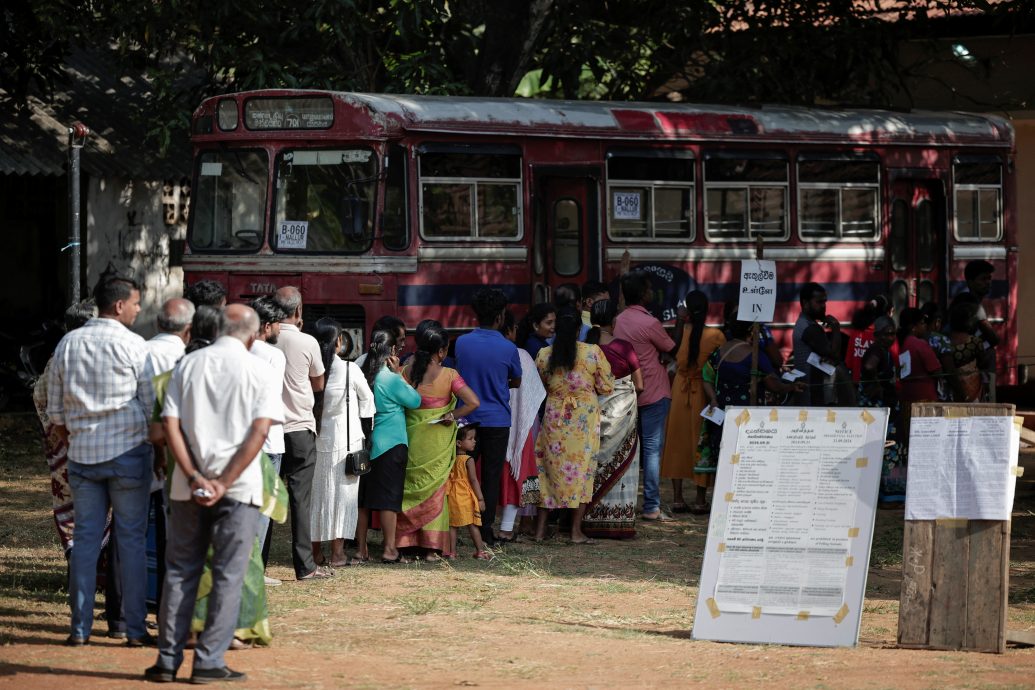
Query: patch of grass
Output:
[[399, 594, 438, 615], [869, 524, 904, 568]]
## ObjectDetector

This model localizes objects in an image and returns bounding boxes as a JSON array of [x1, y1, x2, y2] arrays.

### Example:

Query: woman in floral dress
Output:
[[533, 307, 615, 544]]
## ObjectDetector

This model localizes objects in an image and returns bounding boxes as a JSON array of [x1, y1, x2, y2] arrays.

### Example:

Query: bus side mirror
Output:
[[340, 196, 367, 241]]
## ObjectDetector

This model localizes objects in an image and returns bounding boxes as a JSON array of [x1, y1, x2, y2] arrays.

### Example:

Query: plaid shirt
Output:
[[47, 317, 150, 465]]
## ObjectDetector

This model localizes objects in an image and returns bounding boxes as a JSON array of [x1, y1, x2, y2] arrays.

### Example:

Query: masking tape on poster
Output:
[[860, 410, 875, 424], [706, 598, 721, 619], [848, 527, 860, 538], [827, 409, 836, 422], [855, 457, 868, 468], [799, 410, 809, 422], [936, 517, 968, 528], [1013, 466, 1025, 477], [770, 408, 779, 422], [797, 611, 810, 621], [752, 607, 762, 619], [833, 603, 850, 624]]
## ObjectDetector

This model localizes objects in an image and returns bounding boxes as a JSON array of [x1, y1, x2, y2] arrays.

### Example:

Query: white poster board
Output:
[[692, 406, 888, 647], [736, 260, 777, 322], [905, 415, 1021, 521]]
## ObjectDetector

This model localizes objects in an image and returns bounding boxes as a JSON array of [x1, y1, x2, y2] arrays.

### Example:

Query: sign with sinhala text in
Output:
[[736, 260, 777, 322], [692, 406, 888, 647]]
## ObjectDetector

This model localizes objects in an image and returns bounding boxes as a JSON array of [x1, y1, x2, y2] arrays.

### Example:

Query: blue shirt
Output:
[[371, 366, 421, 459], [455, 328, 522, 427]]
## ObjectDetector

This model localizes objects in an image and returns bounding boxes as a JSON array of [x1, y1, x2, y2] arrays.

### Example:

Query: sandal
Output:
[[688, 503, 711, 515], [670, 502, 691, 514], [641, 511, 674, 522], [297, 566, 334, 580], [381, 554, 412, 564], [473, 550, 494, 560], [570, 537, 597, 545]]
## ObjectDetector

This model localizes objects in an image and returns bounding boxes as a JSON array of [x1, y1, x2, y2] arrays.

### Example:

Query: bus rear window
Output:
[[189, 150, 268, 253], [273, 148, 377, 253], [419, 152, 522, 240]]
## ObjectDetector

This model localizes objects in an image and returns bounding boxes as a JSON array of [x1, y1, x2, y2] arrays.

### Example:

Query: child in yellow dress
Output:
[[447, 422, 491, 560]]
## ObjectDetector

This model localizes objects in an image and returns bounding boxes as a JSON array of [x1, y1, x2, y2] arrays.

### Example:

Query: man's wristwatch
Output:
[[189, 471, 203, 484]]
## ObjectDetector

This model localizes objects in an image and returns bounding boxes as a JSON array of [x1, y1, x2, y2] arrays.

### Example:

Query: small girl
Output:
[[447, 421, 491, 560]]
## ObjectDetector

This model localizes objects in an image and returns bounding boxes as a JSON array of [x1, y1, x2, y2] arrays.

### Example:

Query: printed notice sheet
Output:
[[712, 410, 882, 617], [905, 415, 1019, 521]]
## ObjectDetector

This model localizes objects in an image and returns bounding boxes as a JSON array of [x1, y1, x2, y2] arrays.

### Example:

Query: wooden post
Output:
[[898, 402, 1016, 653], [749, 237, 764, 405]]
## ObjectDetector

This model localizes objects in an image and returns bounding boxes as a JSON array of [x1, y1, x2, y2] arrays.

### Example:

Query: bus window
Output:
[[797, 160, 879, 241], [704, 157, 787, 241], [383, 145, 409, 251], [553, 199, 581, 276], [272, 148, 377, 253], [606, 156, 693, 241], [916, 199, 934, 271], [189, 150, 268, 252], [419, 152, 521, 240], [954, 162, 1002, 241]]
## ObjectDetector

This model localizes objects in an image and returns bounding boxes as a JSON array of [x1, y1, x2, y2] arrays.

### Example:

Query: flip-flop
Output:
[[381, 554, 412, 564], [570, 538, 597, 545], [641, 512, 674, 522]]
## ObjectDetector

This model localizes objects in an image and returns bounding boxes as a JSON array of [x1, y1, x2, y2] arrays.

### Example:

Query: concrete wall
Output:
[[85, 177, 185, 338]]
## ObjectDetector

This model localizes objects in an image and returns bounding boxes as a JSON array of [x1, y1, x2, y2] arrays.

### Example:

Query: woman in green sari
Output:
[[397, 323, 480, 559], [151, 314, 288, 646]]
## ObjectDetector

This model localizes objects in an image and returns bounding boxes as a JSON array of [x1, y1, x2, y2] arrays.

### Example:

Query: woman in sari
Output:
[[582, 299, 642, 539], [533, 307, 615, 544], [661, 291, 725, 515], [946, 301, 994, 403], [397, 322, 480, 559], [498, 309, 546, 542]]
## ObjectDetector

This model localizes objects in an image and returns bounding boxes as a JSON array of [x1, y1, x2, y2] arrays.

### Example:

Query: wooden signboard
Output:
[[898, 402, 1019, 654]]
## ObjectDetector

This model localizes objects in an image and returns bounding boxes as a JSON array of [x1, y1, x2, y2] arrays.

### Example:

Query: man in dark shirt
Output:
[[951, 259, 998, 398], [793, 282, 851, 406]]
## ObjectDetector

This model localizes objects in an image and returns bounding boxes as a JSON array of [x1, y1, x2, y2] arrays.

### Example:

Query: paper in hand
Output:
[[782, 369, 806, 382], [701, 406, 726, 426], [807, 352, 836, 376]]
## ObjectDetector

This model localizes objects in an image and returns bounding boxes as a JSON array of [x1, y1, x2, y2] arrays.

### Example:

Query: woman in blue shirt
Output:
[[355, 328, 421, 563]]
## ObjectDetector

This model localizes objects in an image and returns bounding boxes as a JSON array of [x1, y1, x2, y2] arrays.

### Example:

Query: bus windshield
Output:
[[189, 150, 268, 252], [272, 148, 377, 253]]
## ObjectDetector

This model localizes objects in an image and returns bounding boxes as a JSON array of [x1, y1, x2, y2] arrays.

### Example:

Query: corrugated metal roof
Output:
[[0, 50, 190, 179]]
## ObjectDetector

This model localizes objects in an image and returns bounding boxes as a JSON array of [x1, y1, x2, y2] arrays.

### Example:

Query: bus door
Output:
[[888, 178, 946, 317], [532, 169, 600, 304]]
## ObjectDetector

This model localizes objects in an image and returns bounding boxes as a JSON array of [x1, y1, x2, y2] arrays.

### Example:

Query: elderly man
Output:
[[145, 305, 280, 684], [273, 286, 328, 580], [145, 298, 194, 377], [47, 275, 153, 647]]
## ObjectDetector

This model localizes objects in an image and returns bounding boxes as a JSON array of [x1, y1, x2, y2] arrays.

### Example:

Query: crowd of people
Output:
[[32, 258, 1001, 682]]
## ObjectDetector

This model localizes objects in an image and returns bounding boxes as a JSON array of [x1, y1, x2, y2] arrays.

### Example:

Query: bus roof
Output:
[[199, 90, 1014, 147]]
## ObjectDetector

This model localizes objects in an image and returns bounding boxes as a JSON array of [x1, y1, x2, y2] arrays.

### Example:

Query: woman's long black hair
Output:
[[409, 322, 449, 389], [314, 317, 342, 385], [184, 305, 222, 355], [361, 328, 398, 388], [585, 298, 618, 346], [683, 290, 709, 369], [547, 306, 581, 374], [516, 302, 556, 349]]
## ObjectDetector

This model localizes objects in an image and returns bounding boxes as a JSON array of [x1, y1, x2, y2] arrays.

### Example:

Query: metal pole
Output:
[[749, 236, 764, 406], [67, 123, 89, 305]]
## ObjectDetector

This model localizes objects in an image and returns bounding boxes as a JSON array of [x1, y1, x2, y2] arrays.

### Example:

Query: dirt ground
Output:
[[3, 410, 1035, 689]]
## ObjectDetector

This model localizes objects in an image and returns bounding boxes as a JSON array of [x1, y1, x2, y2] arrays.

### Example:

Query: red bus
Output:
[[184, 91, 1018, 382]]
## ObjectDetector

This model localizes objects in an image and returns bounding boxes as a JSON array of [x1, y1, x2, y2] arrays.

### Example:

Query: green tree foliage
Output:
[[2, 0, 1030, 154]]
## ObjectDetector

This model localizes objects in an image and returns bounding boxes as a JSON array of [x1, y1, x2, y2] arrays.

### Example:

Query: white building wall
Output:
[[85, 177, 186, 338]]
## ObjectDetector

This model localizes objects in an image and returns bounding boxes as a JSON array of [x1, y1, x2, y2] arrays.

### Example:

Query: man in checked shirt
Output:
[[47, 273, 155, 647]]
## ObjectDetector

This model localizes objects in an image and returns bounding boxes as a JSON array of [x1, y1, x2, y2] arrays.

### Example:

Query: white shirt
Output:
[[46, 317, 149, 465], [145, 333, 186, 378], [316, 358, 375, 455], [250, 339, 287, 454], [163, 337, 283, 507]]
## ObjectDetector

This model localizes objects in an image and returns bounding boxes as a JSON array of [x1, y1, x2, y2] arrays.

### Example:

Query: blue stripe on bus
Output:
[[949, 279, 1009, 300], [397, 284, 532, 307]]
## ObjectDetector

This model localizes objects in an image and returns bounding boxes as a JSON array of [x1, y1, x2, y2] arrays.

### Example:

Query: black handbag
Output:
[[343, 363, 372, 476]]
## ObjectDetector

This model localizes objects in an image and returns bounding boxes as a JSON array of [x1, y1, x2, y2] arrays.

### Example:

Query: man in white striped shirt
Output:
[[47, 275, 154, 647]]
